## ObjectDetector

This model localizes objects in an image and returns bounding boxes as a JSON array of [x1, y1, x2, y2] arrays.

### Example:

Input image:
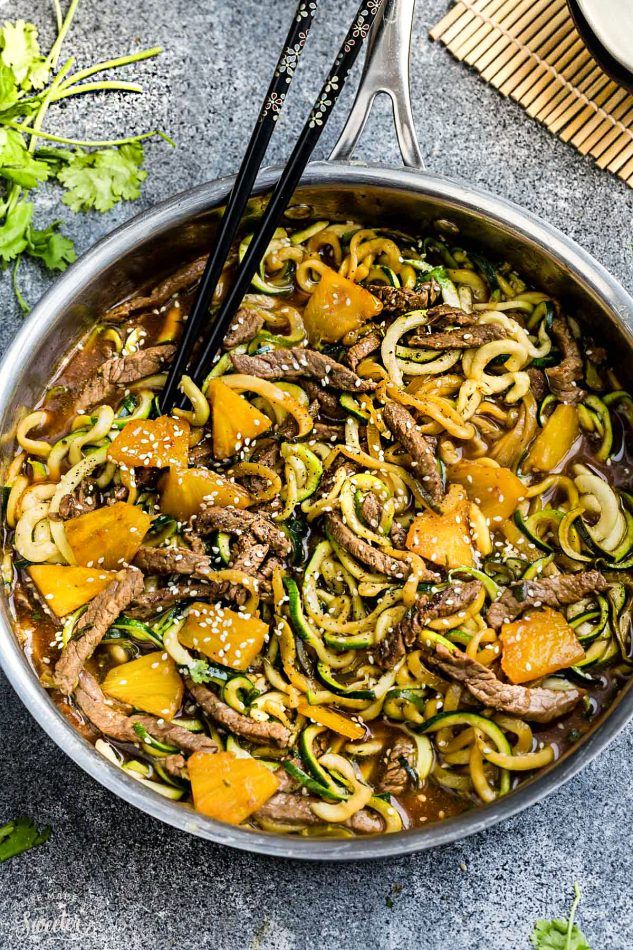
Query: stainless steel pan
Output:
[[0, 0, 632, 860]]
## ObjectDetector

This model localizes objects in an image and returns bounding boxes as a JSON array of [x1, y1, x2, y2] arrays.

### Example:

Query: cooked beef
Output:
[[407, 324, 507, 350], [75, 671, 217, 751], [378, 583, 482, 668], [326, 514, 412, 580], [346, 329, 382, 369], [254, 792, 383, 833], [230, 535, 269, 575], [187, 679, 292, 747], [527, 367, 548, 402], [76, 344, 176, 411], [223, 307, 265, 348], [134, 545, 214, 579], [188, 435, 214, 467], [131, 714, 217, 753], [74, 670, 136, 742], [547, 314, 584, 404], [231, 347, 375, 392], [429, 643, 584, 723], [486, 570, 609, 629], [377, 733, 418, 795], [127, 582, 215, 619], [368, 282, 440, 316], [160, 754, 187, 780], [382, 402, 443, 503], [312, 421, 346, 443], [54, 567, 144, 695], [133, 467, 161, 490], [195, 505, 292, 557], [302, 381, 347, 419], [425, 304, 478, 327], [58, 490, 96, 520], [132, 545, 249, 603], [108, 255, 207, 320], [359, 492, 407, 547]]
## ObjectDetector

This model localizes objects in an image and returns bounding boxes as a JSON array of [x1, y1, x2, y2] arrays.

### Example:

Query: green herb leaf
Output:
[[0, 198, 32, 263], [57, 142, 147, 213], [0, 816, 51, 863], [188, 659, 216, 684], [25, 220, 76, 271], [530, 884, 591, 950], [0, 128, 50, 188], [0, 20, 50, 91], [0, 62, 18, 113]]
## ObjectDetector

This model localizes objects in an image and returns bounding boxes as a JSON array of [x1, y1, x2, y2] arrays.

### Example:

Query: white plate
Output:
[[576, 0, 633, 73]]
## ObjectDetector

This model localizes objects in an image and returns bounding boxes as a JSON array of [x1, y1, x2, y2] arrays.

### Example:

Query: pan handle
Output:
[[329, 0, 423, 169]]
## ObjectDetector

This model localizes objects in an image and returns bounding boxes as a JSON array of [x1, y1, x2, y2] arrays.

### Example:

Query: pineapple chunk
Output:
[[188, 751, 279, 824], [159, 467, 251, 520], [178, 603, 268, 671], [102, 651, 184, 718], [501, 608, 585, 684], [406, 484, 474, 569], [303, 265, 383, 344], [28, 565, 117, 617], [64, 501, 151, 569], [207, 380, 271, 460], [107, 416, 190, 469]]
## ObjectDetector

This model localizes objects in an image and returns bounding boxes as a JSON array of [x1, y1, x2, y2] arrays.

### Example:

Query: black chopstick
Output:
[[160, 0, 319, 413], [188, 0, 383, 395]]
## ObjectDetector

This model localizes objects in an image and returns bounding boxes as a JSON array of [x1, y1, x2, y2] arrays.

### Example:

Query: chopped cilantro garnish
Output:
[[0, 816, 51, 863], [530, 884, 591, 950], [0, 3, 170, 310]]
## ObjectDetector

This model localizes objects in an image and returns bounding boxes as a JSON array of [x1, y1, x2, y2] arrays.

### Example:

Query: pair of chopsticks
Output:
[[160, 0, 384, 413]]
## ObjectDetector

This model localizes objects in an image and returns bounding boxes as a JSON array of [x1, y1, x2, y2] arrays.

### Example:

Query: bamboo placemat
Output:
[[430, 0, 633, 187]]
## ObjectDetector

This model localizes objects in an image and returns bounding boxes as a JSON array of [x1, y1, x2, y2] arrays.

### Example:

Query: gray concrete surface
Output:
[[0, 1, 632, 947]]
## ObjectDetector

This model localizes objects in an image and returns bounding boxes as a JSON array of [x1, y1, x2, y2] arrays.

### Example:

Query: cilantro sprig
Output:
[[0, 2, 172, 311], [530, 884, 591, 950], [0, 816, 51, 863]]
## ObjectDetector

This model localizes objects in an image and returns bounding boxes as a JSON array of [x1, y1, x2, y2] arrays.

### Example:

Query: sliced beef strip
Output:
[[382, 401, 443, 503], [187, 679, 292, 748], [160, 754, 188, 780], [359, 492, 407, 548], [407, 324, 507, 350], [76, 344, 176, 412], [188, 435, 214, 467], [428, 643, 584, 723], [302, 381, 347, 419], [547, 314, 584, 404], [131, 714, 218, 754], [107, 256, 207, 321], [326, 514, 412, 581], [346, 329, 382, 370], [132, 545, 249, 603], [378, 582, 483, 669], [312, 421, 346, 443], [54, 567, 144, 695], [486, 570, 608, 629], [231, 347, 375, 392], [377, 733, 418, 795], [527, 367, 548, 402], [367, 281, 440, 316], [75, 671, 217, 752], [230, 535, 270, 575], [254, 792, 383, 834], [58, 490, 96, 520], [195, 505, 291, 557], [223, 307, 265, 348], [424, 304, 478, 327], [127, 582, 216, 619]]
